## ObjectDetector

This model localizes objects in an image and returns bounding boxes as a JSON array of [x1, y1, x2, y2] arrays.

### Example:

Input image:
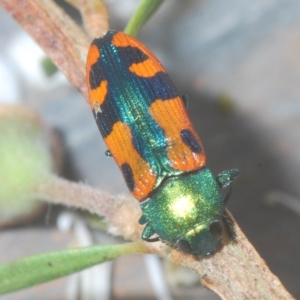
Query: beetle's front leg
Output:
[[216, 169, 239, 204]]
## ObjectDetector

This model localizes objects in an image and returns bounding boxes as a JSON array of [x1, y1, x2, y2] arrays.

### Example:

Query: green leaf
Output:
[[41, 57, 58, 77], [0, 242, 147, 295], [124, 0, 164, 37]]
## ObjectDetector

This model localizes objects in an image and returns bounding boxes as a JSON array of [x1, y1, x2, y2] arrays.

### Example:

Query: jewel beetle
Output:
[[86, 30, 239, 256]]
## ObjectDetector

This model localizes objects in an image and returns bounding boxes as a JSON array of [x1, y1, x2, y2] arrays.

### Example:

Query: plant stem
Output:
[[124, 0, 164, 37], [33, 174, 143, 241]]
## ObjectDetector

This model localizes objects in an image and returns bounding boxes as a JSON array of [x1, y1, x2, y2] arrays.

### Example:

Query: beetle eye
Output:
[[209, 221, 224, 240], [176, 239, 193, 254]]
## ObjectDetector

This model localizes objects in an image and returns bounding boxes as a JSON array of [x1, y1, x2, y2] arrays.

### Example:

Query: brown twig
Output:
[[0, 0, 295, 299], [65, 0, 109, 38], [0, 0, 90, 99]]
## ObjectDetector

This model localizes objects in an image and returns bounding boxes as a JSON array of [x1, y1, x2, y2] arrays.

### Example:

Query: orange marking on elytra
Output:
[[149, 97, 206, 171], [87, 44, 100, 66], [112, 32, 165, 76], [86, 44, 108, 109], [105, 121, 157, 200], [129, 58, 163, 77], [89, 80, 108, 109]]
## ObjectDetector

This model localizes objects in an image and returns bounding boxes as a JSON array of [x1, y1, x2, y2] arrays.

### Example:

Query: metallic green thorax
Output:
[[140, 168, 226, 256]]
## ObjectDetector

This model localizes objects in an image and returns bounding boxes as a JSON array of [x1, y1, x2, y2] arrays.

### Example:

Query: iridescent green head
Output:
[[139, 168, 238, 256]]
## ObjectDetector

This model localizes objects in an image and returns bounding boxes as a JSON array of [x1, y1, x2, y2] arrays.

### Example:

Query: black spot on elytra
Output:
[[89, 32, 114, 90], [89, 61, 106, 90], [119, 46, 149, 67], [121, 163, 135, 191], [181, 129, 202, 153], [93, 107, 118, 138]]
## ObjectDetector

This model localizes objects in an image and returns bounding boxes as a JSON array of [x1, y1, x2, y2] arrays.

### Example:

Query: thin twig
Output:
[[65, 0, 109, 38], [0, 0, 91, 99]]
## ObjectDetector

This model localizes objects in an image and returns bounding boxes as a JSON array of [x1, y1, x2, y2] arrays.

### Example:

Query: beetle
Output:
[[86, 30, 239, 256]]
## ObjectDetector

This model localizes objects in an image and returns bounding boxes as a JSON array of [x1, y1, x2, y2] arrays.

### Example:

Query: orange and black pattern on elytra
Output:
[[149, 97, 206, 171], [103, 121, 157, 200], [86, 30, 206, 200], [86, 44, 108, 110]]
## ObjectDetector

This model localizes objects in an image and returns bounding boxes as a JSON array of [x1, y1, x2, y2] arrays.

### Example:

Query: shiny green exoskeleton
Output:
[[86, 30, 239, 256], [139, 168, 239, 255]]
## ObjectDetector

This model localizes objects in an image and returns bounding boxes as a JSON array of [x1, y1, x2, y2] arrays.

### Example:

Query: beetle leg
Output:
[[223, 213, 237, 243], [216, 169, 239, 204], [181, 94, 189, 109], [223, 183, 234, 205], [141, 223, 160, 242], [216, 169, 239, 189], [138, 214, 147, 225], [105, 150, 112, 157]]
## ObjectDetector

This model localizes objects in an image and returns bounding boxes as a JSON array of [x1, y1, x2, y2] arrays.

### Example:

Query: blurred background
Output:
[[1, 0, 300, 299]]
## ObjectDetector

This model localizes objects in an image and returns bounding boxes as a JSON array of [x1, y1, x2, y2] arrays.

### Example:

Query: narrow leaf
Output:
[[0, 242, 146, 295], [124, 0, 164, 37]]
